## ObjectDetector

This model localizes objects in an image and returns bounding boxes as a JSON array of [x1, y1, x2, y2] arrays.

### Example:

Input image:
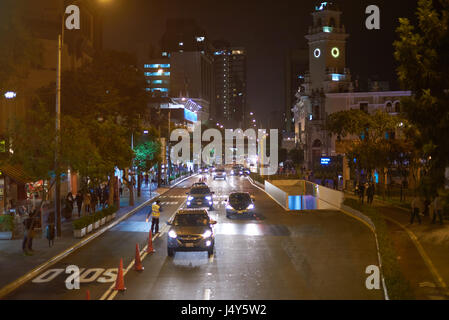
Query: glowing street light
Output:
[[4, 92, 17, 99]]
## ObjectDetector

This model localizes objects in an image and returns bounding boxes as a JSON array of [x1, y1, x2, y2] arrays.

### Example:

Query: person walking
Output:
[[91, 190, 97, 213], [411, 196, 422, 225], [75, 192, 83, 217], [148, 200, 162, 234], [432, 195, 444, 225], [45, 219, 55, 248], [84, 192, 91, 215], [367, 183, 375, 205], [359, 183, 366, 204], [22, 209, 37, 255]]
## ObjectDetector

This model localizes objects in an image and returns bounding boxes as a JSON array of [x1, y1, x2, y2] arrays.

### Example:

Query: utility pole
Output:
[[54, 31, 62, 237]]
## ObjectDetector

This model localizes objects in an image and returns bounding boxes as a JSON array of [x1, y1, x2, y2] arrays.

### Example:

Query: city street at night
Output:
[[4, 174, 382, 300]]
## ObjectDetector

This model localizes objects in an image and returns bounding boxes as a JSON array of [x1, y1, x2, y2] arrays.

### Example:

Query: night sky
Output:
[[102, 0, 417, 124]]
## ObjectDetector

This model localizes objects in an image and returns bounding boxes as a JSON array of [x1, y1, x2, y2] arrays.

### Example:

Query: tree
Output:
[[327, 109, 405, 190], [0, 0, 42, 92], [134, 128, 161, 196], [37, 50, 149, 206], [3, 102, 97, 234], [394, 0, 449, 193]]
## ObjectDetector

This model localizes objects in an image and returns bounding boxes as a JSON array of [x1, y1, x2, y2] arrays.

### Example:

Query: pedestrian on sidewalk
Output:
[[91, 190, 97, 213], [84, 192, 91, 215], [359, 183, 366, 204], [367, 183, 375, 205], [432, 195, 444, 225], [411, 196, 422, 225], [22, 209, 37, 255], [75, 192, 83, 217], [45, 219, 55, 248]]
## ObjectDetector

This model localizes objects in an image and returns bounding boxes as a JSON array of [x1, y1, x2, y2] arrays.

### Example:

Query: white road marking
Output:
[[204, 288, 211, 300], [101, 196, 187, 300]]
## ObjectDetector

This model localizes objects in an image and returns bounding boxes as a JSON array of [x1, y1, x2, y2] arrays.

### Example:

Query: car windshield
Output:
[[173, 214, 209, 226], [230, 193, 251, 203], [190, 187, 211, 194]]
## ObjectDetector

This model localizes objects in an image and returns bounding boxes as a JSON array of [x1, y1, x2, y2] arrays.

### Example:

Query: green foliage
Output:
[[0, 215, 14, 232], [344, 198, 415, 299], [327, 109, 407, 179], [394, 0, 449, 189], [72, 206, 118, 230], [135, 138, 161, 173]]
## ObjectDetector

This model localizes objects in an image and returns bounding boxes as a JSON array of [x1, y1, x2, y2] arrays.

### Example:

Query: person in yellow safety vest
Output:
[[147, 200, 162, 234]]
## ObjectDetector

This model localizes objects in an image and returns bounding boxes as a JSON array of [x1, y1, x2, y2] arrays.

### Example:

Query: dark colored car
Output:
[[192, 182, 207, 188], [230, 165, 244, 176], [226, 192, 256, 218], [186, 185, 215, 210], [167, 209, 216, 257], [213, 169, 227, 180], [198, 166, 209, 174]]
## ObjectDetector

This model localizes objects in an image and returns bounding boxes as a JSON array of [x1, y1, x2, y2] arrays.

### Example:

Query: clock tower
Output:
[[305, 1, 351, 93]]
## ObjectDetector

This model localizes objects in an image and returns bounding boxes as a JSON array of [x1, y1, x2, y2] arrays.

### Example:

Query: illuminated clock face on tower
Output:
[[331, 47, 340, 58], [314, 48, 321, 58]]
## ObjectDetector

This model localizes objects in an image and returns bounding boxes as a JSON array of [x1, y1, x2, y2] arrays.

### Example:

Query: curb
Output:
[[0, 174, 196, 300]]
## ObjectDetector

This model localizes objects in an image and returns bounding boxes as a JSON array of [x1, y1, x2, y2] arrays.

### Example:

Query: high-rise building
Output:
[[285, 48, 308, 133], [213, 41, 247, 128], [154, 19, 214, 122]]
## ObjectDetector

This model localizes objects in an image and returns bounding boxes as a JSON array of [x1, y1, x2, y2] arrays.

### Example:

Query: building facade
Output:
[[291, 2, 412, 181], [213, 42, 247, 128]]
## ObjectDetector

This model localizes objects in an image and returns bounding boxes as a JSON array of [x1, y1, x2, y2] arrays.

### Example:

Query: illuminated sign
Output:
[[321, 157, 331, 165], [316, 2, 328, 11], [184, 108, 198, 123]]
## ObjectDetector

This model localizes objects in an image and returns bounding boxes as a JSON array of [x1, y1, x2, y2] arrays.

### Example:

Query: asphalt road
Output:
[[5, 174, 384, 300]]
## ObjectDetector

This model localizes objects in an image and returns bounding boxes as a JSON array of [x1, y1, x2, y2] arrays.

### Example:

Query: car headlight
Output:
[[205, 196, 212, 201], [231, 170, 234, 174], [168, 230, 177, 238], [247, 204, 255, 210], [188, 196, 194, 201], [223, 173, 226, 176], [226, 204, 233, 210], [202, 230, 212, 238]]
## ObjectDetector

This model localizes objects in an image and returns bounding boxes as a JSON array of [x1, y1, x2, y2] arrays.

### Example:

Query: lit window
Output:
[[162, 52, 168, 56], [179, 42, 184, 46], [323, 26, 333, 33], [196, 36, 205, 42]]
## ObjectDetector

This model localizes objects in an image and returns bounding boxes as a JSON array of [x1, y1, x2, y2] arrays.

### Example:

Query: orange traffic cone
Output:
[[135, 243, 144, 271], [147, 230, 155, 253], [86, 289, 91, 300], [114, 258, 126, 291]]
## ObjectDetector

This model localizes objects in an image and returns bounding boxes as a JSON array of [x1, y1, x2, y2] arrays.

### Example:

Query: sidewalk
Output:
[[0, 181, 164, 290], [346, 192, 449, 299]]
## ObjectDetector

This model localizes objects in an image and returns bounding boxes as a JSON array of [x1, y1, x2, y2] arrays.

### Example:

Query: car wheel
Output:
[[167, 247, 175, 257], [208, 248, 214, 258]]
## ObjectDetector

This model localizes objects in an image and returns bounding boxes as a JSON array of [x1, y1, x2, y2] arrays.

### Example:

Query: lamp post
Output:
[[54, 0, 110, 237]]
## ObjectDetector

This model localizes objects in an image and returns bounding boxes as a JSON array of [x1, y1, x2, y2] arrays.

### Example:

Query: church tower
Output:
[[305, 2, 351, 93]]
